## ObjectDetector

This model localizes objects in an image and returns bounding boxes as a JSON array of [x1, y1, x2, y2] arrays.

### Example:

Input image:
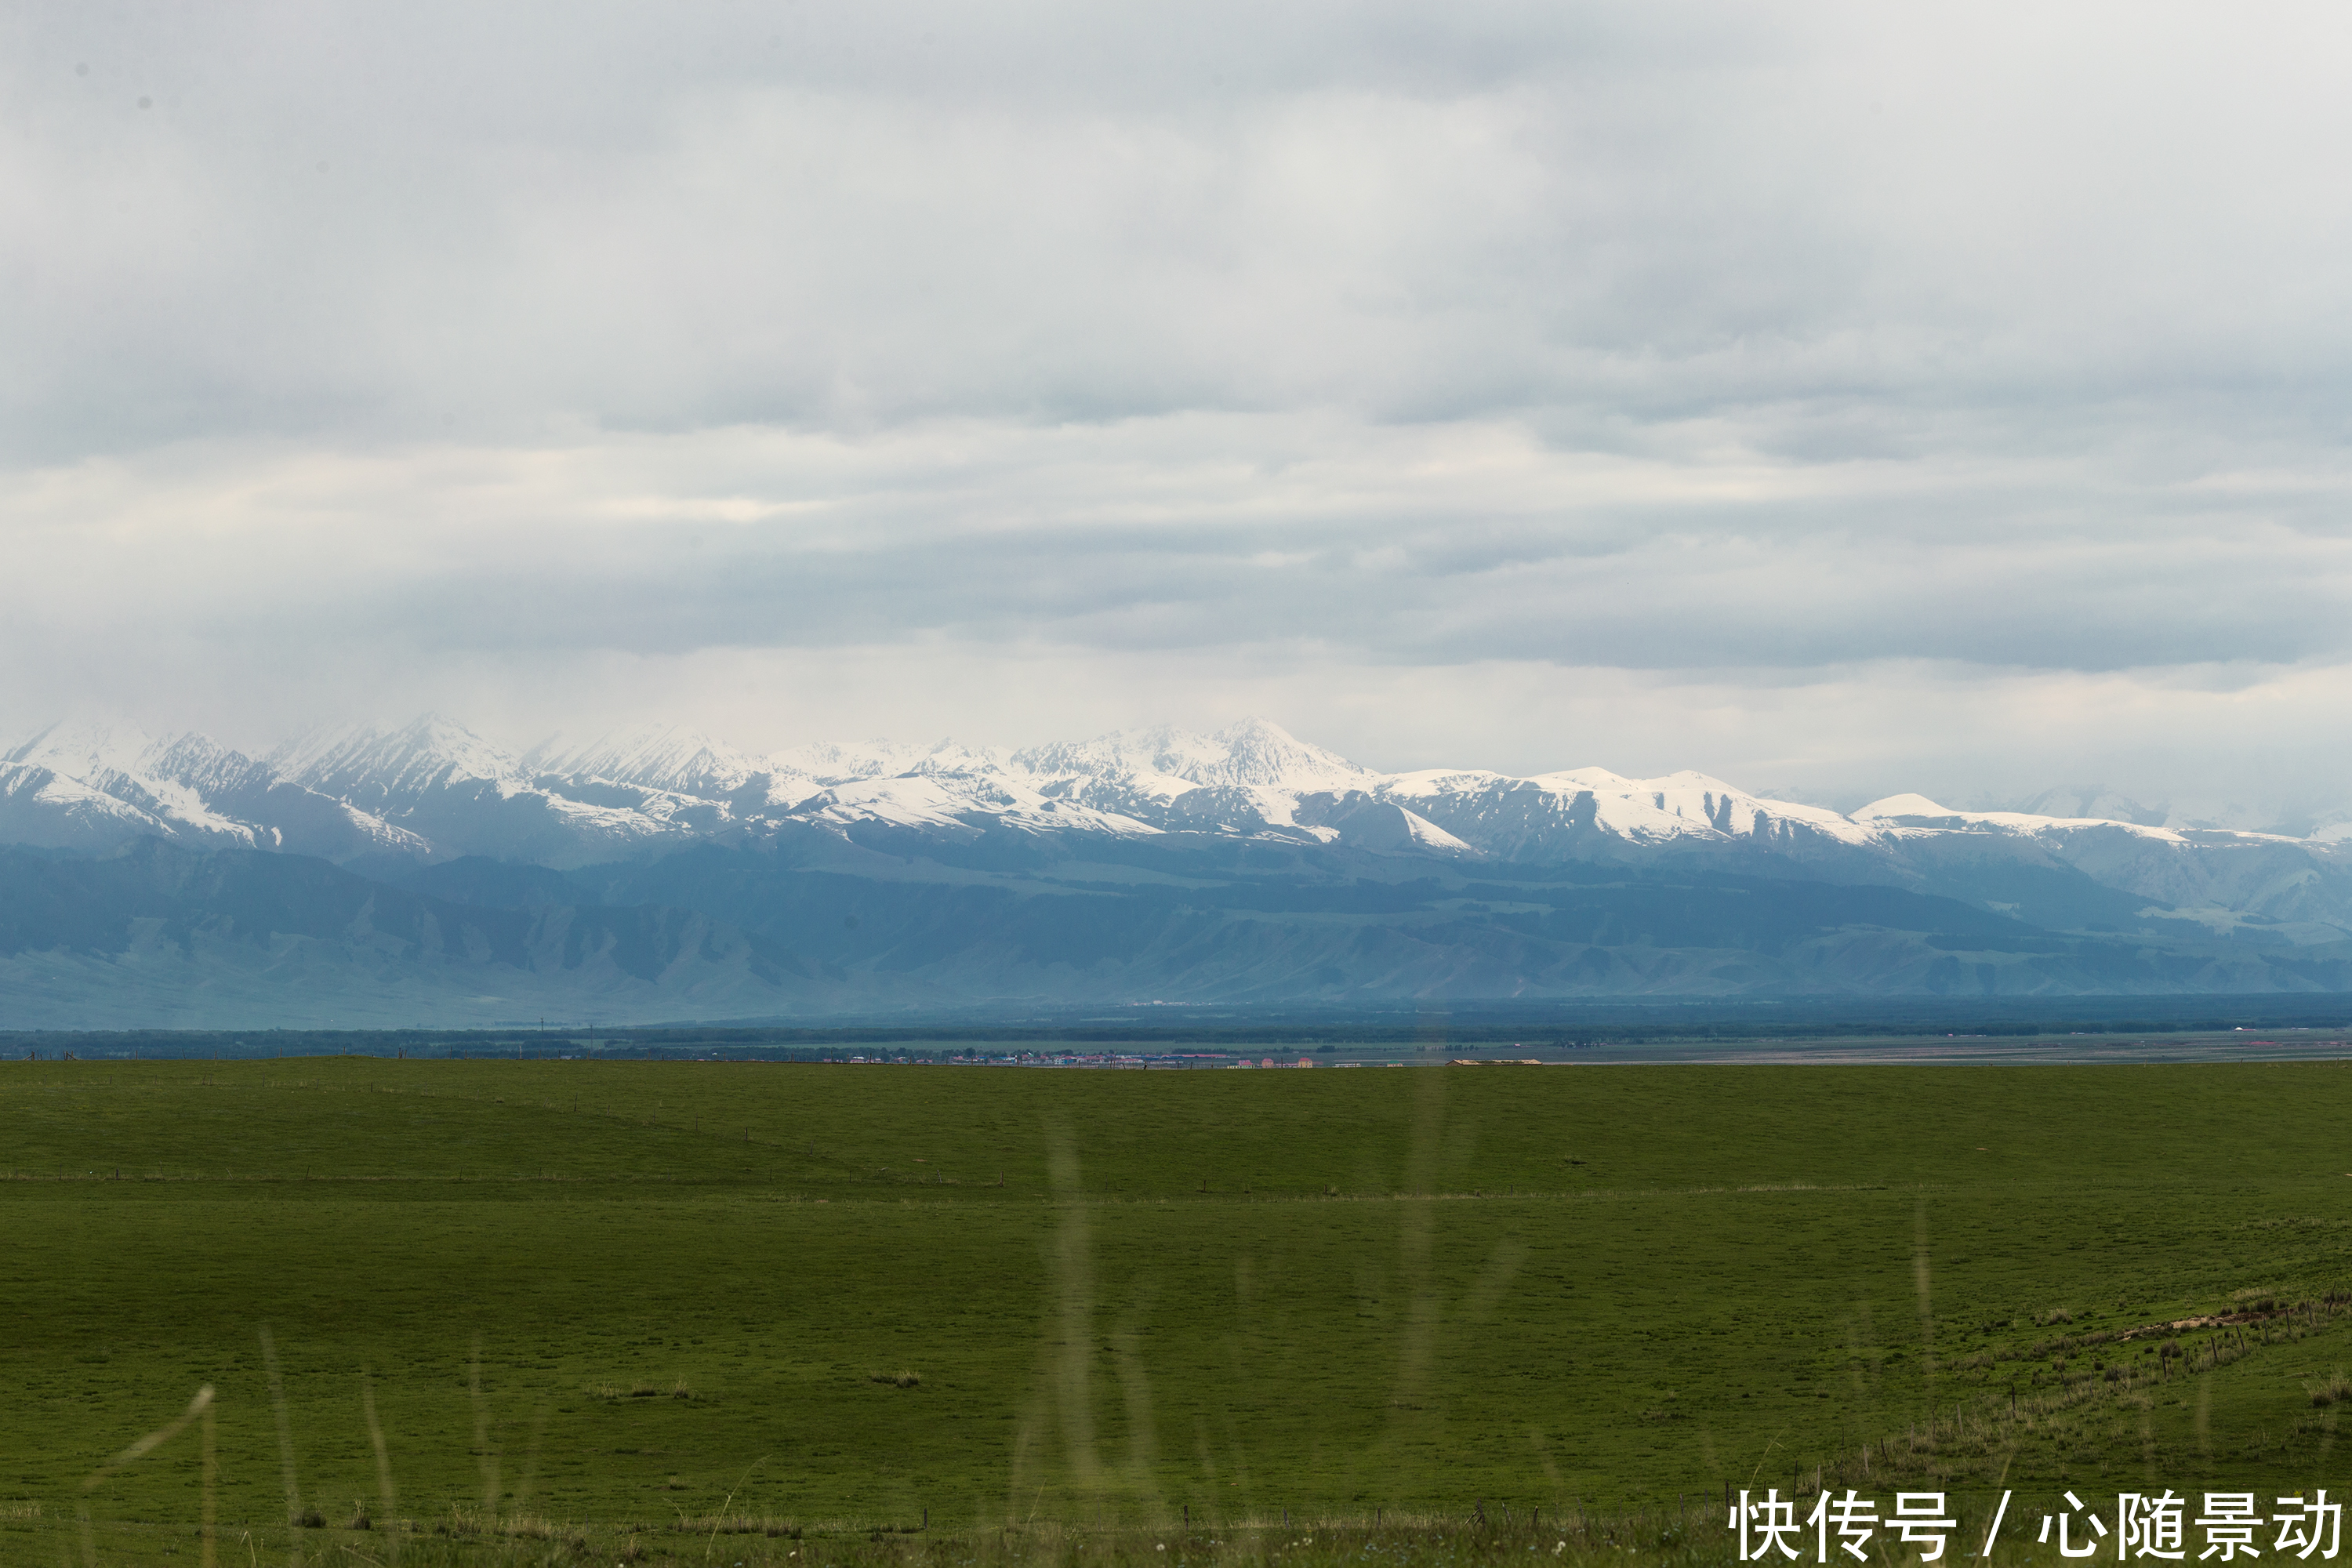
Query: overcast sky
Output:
[[5, 2, 2350, 811]]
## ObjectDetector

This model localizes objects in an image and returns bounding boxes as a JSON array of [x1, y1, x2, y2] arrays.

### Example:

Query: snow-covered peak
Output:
[[1853, 793, 2190, 842], [768, 737, 997, 785], [800, 771, 1157, 840], [1650, 775, 1870, 843], [527, 724, 763, 796], [19, 708, 2352, 893], [1014, 717, 1370, 792], [1375, 768, 1512, 798], [1196, 717, 1370, 789], [1853, 793, 1958, 821], [1527, 766, 1643, 793], [3, 718, 167, 779], [142, 732, 278, 795], [901, 741, 1012, 779], [272, 714, 527, 799], [0, 720, 263, 846], [1395, 765, 1882, 848]]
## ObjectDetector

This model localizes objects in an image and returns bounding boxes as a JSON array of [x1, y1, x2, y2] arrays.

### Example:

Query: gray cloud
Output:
[[21, 1, 2350, 449], [4, 1, 2350, 807]]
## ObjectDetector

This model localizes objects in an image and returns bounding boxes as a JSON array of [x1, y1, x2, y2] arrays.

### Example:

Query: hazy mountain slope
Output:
[[1986, 783, 2352, 840], [8, 827, 2351, 1025], [376, 856, 594, 909], [0, 840, 835, 1029], [579, 839, 2352, 1005], [1856, 797, 2352, 939]]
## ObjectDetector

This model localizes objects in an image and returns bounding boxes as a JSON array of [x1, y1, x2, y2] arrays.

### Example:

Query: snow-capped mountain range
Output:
[[5, 713, 2351, 934], [10, 713, 2352, 1023]]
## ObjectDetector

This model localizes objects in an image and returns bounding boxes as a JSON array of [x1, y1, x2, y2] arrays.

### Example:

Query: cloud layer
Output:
[[5, 1, 2350, 807]]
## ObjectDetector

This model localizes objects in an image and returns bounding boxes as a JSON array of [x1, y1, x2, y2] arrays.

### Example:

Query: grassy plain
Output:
[[5, 1057, 2352, 1565]]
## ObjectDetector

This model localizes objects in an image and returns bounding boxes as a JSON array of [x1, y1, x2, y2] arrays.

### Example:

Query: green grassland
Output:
[[7, 1057, 2352, 1566]]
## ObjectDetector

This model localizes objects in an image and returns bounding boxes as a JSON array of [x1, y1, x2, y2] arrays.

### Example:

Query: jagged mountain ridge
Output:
[[0, 720, 425, 860], [5, 713, 2350, 947]]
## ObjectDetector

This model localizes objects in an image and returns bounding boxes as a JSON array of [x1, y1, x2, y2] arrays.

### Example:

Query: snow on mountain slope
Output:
[[270, 716, 709, 865], [10, 711, 2352, 935], [1288, 793, 1474, 855], [524, 724, 767, 797], [1398, 807, 1472, 854], [1374, 766, 1880, 858], [996, 719, 1384, 840], [1014, 717, 1370, 793], [1996, 786, 2173, 829], [138, 731, 426, 858], [5, 720, 165, 781], [1977, 783, 2352, 840], [273, 715, 532, 804], [769, 737, 1000, 786], [139, 733, 270, 798], [0, 761, 180, 849], [802, 775, 986, 835], [1853, 794, 2352, 934], [0, 721, 427, 858], [259, 713, 1895, 864], [1543, 768, 1880, 847], [1853, 794, 2232, 844], [801, 773, 1158, 839], [4, 720, 256, 844]]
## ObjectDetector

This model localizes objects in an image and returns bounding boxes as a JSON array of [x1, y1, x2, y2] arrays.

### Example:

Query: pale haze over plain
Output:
[[5, 2, 2349, 816]]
